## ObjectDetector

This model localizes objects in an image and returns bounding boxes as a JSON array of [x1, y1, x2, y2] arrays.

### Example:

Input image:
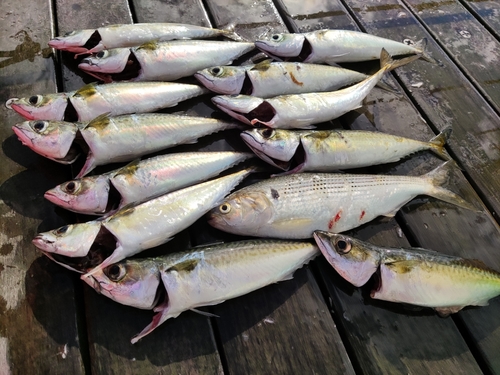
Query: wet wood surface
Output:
[[1, 0, 499, 375]]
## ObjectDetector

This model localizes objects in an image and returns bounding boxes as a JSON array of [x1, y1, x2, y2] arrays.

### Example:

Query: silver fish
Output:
[[207, 162, 474, 239], [44, 151, 254, 215], [241, 127, 451, 172], [255, 29, 436, 64], [81, 239, 319, 343], [313, 232, 500, 316], [6, 81, 208, 121], [12, 113, 240, 177], [79, 40, 255, 83], [195, 60, 389, 98], [48, 23, 240, 55], [211, 49, 417, 129], [33, 168, 253, 273]]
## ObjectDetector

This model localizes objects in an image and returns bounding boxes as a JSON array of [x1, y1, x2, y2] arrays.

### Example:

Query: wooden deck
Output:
[[1, 0, 500, 374]]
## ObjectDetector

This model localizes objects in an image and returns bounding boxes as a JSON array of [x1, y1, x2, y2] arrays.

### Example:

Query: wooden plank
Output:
[[276, 1, 488, 373], [402, 0, 500, 113], [0, 0, 86, 374], [340, 0, 500, 219], [462, 0, 500, 37], [193, 1, 356, 373], [290, 0, 500, 372]]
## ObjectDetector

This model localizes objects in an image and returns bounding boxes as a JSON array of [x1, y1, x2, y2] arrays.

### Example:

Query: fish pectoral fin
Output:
[[271, 217, 315, 231], [434, 305, 466, 317], [383, 259, 420, 274], [190, 308, 220, 318]]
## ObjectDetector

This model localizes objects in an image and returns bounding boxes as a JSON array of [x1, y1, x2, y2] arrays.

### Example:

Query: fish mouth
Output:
[[79, 51, 140, 83], [32, 235, 54, 250], [7, 102, 35, 120], [12, 126, 34, 147], [240, 132, 290, 171], [255, 39, 312, 62], [212, 96, 276, 126]]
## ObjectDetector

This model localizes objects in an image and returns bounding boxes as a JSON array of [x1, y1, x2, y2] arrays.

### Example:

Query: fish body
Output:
[[13, 113, 239, 177], [48, 23, 238, 54], [255, 29, 435, 64], [240, 128, 451, 172], [81, 239, 319, 343], [207, 162, 473, 239], [44, 151, 254, 215], [313, 232, 500, 315], [6, 82, 208, 121], [212, 49, 417, 129], [33, 169, 253, 273], [79, 40, 255, 82], [195, 60, 376, 98]]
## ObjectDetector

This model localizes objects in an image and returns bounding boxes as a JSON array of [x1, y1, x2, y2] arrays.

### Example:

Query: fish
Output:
[[33, 168, 254, 274], [5, 81, 209, 121], [211, 49, 418, 129], [44, 151, 254, 215], [240, 127, 451, 173], [48, 23, 240, 55], [194, 60, 393, 98], [207, 162, 474, 239], [255, 29, 436, 65], [81, 239, 319, 343], [78, 40, 255, 83], [313, 232, 500, 316], [12, 113, 241, 177]]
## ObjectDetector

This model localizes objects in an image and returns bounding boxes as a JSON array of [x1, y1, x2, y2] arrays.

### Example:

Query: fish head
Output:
[[241, 128, 299, 170], [12, 120, 80, 163], [255, 33, 305, 59], [194, 65, 248, 95], [5, 93, 69, 121], [32, 221, 103, 257], [79, 48, 130, 74], [207, 190, 274, 235], [313, 231, 381, 287], [48, 29, 99, 54], [212, 95, 274, 126], [44, 174, 111, 215], [81, 259, 162, 310]]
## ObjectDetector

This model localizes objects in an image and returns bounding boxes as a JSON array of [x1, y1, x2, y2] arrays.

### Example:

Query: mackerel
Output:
[[44, 151, 254, 215], [207, 162, 474, 239], [81, 239, 319, 343], [6, 81, 208, 121], [33, 168, 253, 273], [313, 232, 500, 316]]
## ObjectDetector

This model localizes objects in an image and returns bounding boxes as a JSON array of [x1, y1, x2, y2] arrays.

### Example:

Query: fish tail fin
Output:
[[220, 23, 246, 42], [423, 161, 476, 211], [428, 126, 452, 161], [380, 48, 420, 72], [414, 38, 441, 65]]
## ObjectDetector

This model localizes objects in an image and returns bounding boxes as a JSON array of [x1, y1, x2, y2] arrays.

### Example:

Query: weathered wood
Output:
[[0, 0, 85, 374], [462, 0, 500, 37], [402, 0, 500, 113]]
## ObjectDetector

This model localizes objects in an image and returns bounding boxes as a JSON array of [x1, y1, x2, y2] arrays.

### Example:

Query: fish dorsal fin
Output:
[[251, 59, 273, 72], [75, 82, 98, 98], [84, 112, 111, 130], [137, 40, 158, 51], [166, 258, 199, 273]]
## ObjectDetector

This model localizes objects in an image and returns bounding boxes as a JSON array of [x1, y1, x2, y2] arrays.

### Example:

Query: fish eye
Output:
[[105, 264, 127, 282], [95, 50, 107, 58], [261, 128, 274, 139], [334, 237, 352, 254], [219, 203, 231, 214], [29, 95, 40, 105], [32, 121, 47, 132], [56, 225, 69, 235], [211, 67, 223, 76], [64, 30, 76, 37], [63, 180, 79, 194], [271, 34, 283, 42]]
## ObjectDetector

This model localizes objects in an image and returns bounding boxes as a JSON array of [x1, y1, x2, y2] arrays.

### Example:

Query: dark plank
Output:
[[402, 0, 500, 113], [462, 0, 500, 37], [0, 0, 86, 374], [276, 1, 488, 373]]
